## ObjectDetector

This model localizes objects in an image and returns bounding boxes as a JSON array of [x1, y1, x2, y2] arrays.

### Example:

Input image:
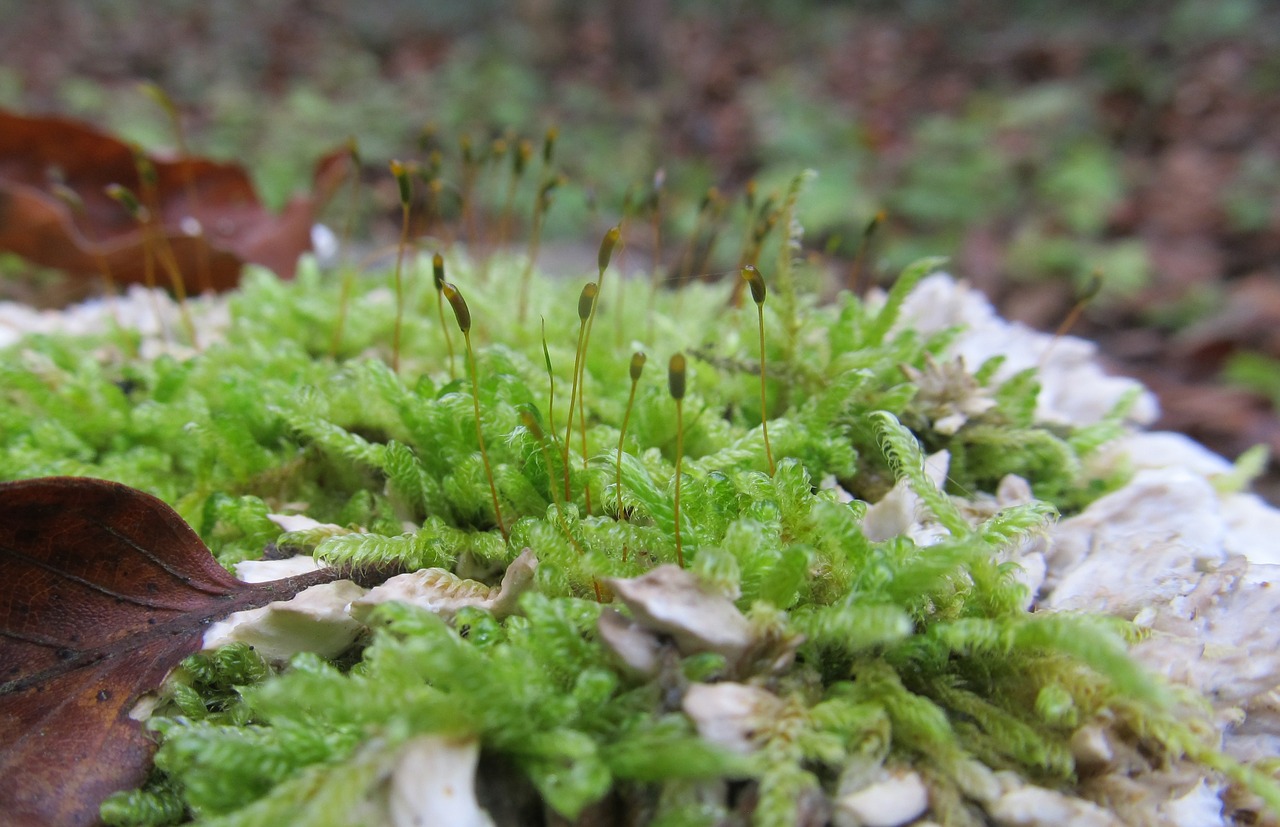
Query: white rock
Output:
[[310, 222, 339, 265], [606, 565, 754, 662], [996, 474, 1034, 507], [597, 608, 664, 678], [860, 478, 918, 543], [862, 450, 952, 545], [1084, 430, 1280, 564], [1042, 469, 1229, 613], [681, 682, 782, 755], [952, 759, 1006, 805], [988, 785, 1125, 827], [202, 579, 367, 660], [388, 735, 495, 827], [0, 285, 230, 352], [864, 455, 1050, 605], [234, 554, 328, 583], [1091, 431, 1233, 480], [1009, 552, 1047, 608], [127, 693, 164, 722], [891, 272, 1002, 340], [1069, 724, 1115, 773], [834, 769, 929, 827], [1157, 780, 1226, 827], [266, 513, 340, 533], [1040, 460, 1280, 711], [350, 548, 538, 622], [820, 474, 856, 504], [1221, 493, 1280, 565], [1129, 561, 1280, 705], [1227, 689, 1280, 763], [896, 274, 1158, 427]]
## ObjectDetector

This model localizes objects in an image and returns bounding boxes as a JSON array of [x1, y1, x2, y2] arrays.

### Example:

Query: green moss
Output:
[[1, 244, 1267, 823]]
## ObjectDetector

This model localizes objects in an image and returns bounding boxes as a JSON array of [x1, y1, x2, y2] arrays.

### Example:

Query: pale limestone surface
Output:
[[892, 273, 1159, 427], [681, 682, 783, 755], [0, 284, 230, 354], [876, 276, 1278, 825], [387, 735, 495, 827], [1041, 468, 1231, 614], [234, 553, 328, 583], [350, 548, 538, 623], [201, 579, 368, 661], [861, 449, 952, 545], [605, 564, 755, 662], [596, 608, 664, 678], [1035, 428, 1280, 782], [266, 512, 342, 534], [988, 786, 1126, 827], [833, 769, 929, 827]]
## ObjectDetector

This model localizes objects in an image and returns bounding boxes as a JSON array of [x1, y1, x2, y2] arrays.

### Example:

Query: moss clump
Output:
[[1, 234, 1263, 824]]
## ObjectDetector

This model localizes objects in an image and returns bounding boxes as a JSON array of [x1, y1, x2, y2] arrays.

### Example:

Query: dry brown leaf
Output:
[[0, 477, 351, 826], [0, 109, 349, 293]]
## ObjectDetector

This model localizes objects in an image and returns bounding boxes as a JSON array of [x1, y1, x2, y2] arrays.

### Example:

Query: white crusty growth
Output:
[[387, 735, 495, 827], [834, 769, 930, 827], [349, 548, 539, 623], [605, 564, 755, 662], [202, 579, 368, 661], [681, 682, 783, 755]]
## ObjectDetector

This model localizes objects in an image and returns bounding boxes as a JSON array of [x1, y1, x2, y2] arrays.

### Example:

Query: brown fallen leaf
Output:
[[0, 109, 349, 293], [0, 477, 353, 827]]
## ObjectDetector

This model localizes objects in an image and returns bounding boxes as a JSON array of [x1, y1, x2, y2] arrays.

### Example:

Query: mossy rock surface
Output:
[[2, 250, 1275, 826]]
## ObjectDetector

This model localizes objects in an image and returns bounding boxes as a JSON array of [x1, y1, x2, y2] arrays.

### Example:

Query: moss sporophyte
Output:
[[2, 161, 1275, 826]]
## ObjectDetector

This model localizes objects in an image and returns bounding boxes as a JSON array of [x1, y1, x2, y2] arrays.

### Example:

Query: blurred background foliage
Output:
[[1, 0, 1278, 495]]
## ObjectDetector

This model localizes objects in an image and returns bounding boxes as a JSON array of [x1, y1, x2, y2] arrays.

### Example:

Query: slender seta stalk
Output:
[[733, 187, 776, 307], [442, 281, 507, 542], [669, 352, 687, 568], [140, 81, 212, 294], [741, 264, 775, 475], [433, 254, 456, 380], [847, 209, 885, 294], [738, 178, 756, 268], [519, 406, 599, 600], [477, 136, 509, 280], [541, 318, 557, 432], [498, 139, 531, 253], [616, 351, 646, 555], [572, 225, 622, 514], [129, 150, 199, 349], [646, 169, 665, 342], [519, 406, 565, 519], [563, 282, 598, 503], [517, 128, 561, 323], [51, 183, 121, 325], [105, 183, 162, 334], [1043, 270, 1103, 366], [518, 176, 560, 323], [1055, 269, 1103, 340], [458, 134, 479, 247]]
